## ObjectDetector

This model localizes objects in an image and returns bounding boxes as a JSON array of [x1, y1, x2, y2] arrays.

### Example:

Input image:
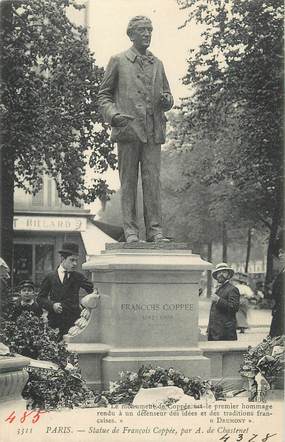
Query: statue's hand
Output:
[[112, 114, 134, 127]]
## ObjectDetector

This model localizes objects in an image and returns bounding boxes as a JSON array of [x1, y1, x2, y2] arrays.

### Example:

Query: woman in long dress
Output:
[[233, 273, 254, 333]]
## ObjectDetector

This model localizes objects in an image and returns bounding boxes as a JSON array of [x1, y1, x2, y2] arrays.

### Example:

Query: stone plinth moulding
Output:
[[0, 355, 30, 413]]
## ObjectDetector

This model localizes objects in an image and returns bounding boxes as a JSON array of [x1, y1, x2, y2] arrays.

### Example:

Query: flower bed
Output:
[[240, 335, 284, 401], [23, 365, 95, 410], [2, 307, 256, 409], [0, 310, 96, 410], [0, 311, 69, 365], [94, 366, 225, 407]]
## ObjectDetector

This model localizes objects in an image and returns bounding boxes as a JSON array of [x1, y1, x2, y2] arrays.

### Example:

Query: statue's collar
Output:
[[126, 47, 154, 63]]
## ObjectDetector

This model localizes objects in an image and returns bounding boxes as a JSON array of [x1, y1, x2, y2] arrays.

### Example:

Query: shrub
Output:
[[0, 311, 69, 366], [23, 366, 95, 410], [0, 310, 95, 409], [240, 335, 284, 385]]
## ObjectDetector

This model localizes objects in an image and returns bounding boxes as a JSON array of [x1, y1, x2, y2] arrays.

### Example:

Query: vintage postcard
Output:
[[0, 0, 283, 441]]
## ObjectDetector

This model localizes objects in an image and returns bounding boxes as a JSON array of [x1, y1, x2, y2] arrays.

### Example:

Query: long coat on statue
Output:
[[37, 270, 93, 337], [97, 47, 173, 144], [208, 281, 240, 341]]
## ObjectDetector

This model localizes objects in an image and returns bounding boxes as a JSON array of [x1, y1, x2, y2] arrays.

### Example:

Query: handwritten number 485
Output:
[[5, 410, 46, 424]]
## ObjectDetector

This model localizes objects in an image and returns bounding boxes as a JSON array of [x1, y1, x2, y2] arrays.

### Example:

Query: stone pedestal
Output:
[[0, 355, 30, 414], [82, 243, 212, 388]]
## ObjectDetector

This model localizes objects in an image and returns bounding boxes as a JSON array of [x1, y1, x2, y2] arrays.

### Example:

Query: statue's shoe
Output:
[[147, 234, 171, 243], [126, 234, 139, 243]]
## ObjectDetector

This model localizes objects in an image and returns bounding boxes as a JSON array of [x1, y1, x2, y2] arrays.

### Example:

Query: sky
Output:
[[79, 0, 204, 212], [87, 0, 204, 102]]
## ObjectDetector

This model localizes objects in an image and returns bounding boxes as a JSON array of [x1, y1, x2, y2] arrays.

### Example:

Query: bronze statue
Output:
[[98, 16, 174, 243]]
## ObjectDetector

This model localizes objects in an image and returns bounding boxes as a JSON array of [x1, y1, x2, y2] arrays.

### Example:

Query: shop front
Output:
[[13, 215, 89, 289]]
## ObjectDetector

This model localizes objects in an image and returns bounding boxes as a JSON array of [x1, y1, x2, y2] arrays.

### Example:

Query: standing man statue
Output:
[[98, 16, 174, 243]]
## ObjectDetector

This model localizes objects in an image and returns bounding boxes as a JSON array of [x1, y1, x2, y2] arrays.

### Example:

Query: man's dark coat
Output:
[[37, 270, 93, 337], [269, 270, 284, 337], [208, 281, 240, 341], [12, 300, 43, 320]]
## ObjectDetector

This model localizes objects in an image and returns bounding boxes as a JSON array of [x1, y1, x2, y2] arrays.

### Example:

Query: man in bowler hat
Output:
[[207, 263, 240, 341], [38, 242, 93, 339], [98, 16, 174, 243]]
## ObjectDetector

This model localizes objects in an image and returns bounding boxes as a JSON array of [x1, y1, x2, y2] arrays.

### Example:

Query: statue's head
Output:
[[127, 16, 153, 51]]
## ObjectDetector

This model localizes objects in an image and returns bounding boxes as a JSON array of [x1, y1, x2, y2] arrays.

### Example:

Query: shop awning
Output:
[[81, 219, 124, 258], [91, 219, 125, 242]]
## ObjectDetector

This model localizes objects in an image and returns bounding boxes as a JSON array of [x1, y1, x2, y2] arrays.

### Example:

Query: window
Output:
[[35, 244, 54, 286], [31, 189, 44, 207], [13, 244, 33, 287], [13, 242, 54, 288], [47, 179, 53, 207]]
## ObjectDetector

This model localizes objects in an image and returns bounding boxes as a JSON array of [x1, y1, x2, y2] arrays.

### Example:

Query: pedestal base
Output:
[[80, 243, 212, 388], [102, 347, 210, 387]]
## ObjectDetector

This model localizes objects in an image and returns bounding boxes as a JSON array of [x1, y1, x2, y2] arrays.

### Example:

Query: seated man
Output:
[[12, 280, 43, 319], [37, 242, 93, 340]]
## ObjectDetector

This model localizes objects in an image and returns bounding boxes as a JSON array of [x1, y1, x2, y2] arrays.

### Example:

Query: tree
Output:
[[175, 0, 283, 283], [162, 110, 248, 246], [161, 147, 218, 247], [0, 0, 116, 267]]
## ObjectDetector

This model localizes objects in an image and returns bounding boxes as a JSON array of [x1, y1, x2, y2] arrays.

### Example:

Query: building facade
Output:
[[13, 175, 118, 289]]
